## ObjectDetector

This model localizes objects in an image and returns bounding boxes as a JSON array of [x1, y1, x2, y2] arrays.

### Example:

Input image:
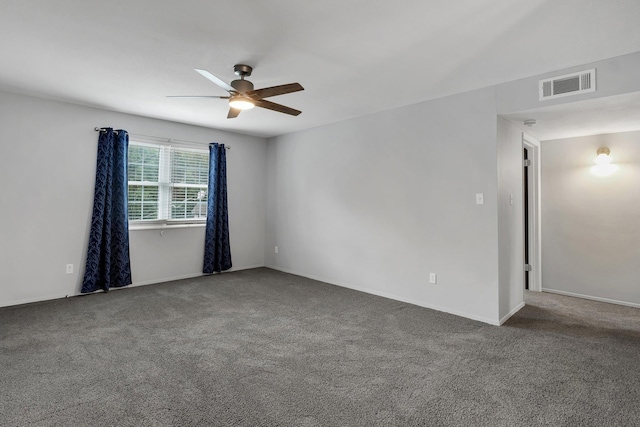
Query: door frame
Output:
[[523, 133, 542, 292]]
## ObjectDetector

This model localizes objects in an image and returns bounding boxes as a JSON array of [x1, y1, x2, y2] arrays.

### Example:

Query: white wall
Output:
[[266, 87, 502, 324], [0, 91, 267, 307], [541, 130, 640, 307], [496, 51, 640, 114], [496, 118, 525, 322]]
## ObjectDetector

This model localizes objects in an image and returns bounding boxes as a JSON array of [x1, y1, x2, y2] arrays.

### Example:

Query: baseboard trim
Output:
[[129, 273, 205, 288], [0, 264, 266, 308], [542, 288, 640, 309], [265, 265, 500, 326], [499, 301, 525, 325], [0, 293, 76, 308], [228, 264, 266, 272], [128, 264, 266, 288], [92, 263, 266, 293]]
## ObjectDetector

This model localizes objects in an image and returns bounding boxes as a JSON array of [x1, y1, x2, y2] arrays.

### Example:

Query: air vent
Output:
[[539, 69, 596, 101]]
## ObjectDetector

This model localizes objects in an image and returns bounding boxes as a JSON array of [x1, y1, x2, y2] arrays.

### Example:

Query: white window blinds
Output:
[[128, 141, 209, 223]]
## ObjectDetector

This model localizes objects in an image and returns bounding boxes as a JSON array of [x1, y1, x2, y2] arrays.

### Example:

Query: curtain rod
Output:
[[94, 128, 230, 149], [95, 127, 120, 134]]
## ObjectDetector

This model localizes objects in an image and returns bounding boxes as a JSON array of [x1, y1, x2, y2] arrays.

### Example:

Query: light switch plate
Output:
[[476, 193, 484, 205]]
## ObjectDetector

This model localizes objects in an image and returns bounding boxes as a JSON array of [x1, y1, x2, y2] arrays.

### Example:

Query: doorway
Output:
[[524, 147, 530, 290], [523, 134, 541, 292]]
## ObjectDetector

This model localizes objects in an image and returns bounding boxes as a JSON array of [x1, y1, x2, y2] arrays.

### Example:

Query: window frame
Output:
[[127, 139, 209, 230]]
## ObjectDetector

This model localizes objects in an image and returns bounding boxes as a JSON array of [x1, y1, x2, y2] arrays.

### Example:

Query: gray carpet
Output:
[[1, 268, 639, 426]]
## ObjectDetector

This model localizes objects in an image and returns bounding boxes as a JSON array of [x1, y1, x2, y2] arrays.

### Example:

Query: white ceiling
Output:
[[1, 0, 640, 138]]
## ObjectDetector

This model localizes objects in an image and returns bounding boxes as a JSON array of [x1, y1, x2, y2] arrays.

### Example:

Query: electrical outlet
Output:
[[429, 273, 437, 284], [274, 246, 279, 254], [66, 264, 74, 275]]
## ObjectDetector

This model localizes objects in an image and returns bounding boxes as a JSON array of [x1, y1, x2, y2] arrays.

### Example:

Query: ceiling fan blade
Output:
[[194, 69, 235, 93], [248, 83, 304, 99], [166, 95, 230, 99], [227, 107, 241, 119], [254, 99, 301, 116]]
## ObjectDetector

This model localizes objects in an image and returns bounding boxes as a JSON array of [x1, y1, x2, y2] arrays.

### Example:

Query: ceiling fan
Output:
[[168, 64, 304, 119]]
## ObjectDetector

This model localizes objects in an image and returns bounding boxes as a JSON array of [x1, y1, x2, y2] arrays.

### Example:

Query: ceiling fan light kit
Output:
[[229, 96, 255, 110], [169, 64, 303, 119]]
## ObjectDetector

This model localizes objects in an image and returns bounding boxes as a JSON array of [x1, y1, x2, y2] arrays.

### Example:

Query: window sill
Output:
[[129, 221, 206, 231]]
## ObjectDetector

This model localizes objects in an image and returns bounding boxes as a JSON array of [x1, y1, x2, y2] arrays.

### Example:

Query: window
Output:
[[127, 141, 209, 224]]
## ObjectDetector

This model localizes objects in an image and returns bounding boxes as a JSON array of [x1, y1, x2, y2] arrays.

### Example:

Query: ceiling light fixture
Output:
[[229, 96, 255, 110]]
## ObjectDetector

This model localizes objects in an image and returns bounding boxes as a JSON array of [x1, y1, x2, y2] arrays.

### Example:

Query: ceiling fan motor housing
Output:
[[231, 79, 254, 93]]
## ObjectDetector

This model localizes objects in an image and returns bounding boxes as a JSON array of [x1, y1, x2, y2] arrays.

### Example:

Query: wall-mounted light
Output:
[[590, 147, 618, 176], [594, 147, 611, 165]]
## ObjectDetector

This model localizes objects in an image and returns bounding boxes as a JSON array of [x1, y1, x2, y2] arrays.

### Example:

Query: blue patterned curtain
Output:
[[203, 143, 232, 273], [81, 128, 132, 293]]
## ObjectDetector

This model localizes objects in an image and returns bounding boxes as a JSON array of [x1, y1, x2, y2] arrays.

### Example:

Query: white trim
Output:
[[499, 301, 525, 325], [265, 265, 501, 325], [225, 264, 266, 273], [0, 293, 77, 308], [128, 273, 205, 288], [129, 221, 206, 231], [0, 264, 266, 308], [102, 264, 266, 290], [542, 288, 640, 309], [522, 133, 542, 292], [68, 272, 207, 298]]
